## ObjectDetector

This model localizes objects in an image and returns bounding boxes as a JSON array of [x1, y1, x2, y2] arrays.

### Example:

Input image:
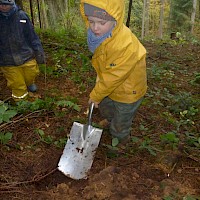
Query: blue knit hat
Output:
[[84, 3, 115, 21], [0, 0, 15, 5]]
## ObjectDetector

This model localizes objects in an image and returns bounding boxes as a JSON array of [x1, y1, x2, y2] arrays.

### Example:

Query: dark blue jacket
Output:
[[0, 6, 44, 66]]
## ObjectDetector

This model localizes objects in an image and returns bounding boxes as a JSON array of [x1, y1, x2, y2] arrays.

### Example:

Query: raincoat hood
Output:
[[0, 2, 16, 17], [80, 0, 124, 33]]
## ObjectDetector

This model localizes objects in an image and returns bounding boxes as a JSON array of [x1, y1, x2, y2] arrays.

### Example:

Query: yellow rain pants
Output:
[[0, 59, 39, 101]]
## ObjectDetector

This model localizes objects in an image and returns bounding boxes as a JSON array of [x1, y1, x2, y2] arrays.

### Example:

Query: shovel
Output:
[[58, 103, 103, 180]]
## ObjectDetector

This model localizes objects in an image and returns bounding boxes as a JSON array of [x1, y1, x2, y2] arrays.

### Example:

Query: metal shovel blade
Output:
[[58, 104, 103, 179]]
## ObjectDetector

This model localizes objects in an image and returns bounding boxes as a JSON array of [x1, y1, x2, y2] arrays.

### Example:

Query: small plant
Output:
[[0, 103, 17, 124], [180, 107, 199, 118], [15, 97, 81, 114], [112, 137, 119, 147], [160, 132, 179, 149], [102, 138, 120, 158], [131, 136, 140, 143], [168, 92, 197, 115], [16, 99, 50, 114], [0, 132, 13, 145], [78, 53, 90, 72], [185, 132, 200, 148], [162, 111, 177, 124], [139, 138, 157, 156], [56, 100, 81, 111], [190, 72, 200, 85], [104, 137, 119, 150], [183, 195, 200, 200], [150, 64, 163, 81], [139, 124, 148, 131], [54, 138, 67, 148], [163, 196, 173, 200], [35, 128, 68, 148], [39, 64, 55, 76], [35, 129, 53, 144]]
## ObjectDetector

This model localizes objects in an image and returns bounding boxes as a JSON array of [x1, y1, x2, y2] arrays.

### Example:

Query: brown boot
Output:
[[99, 119, 110, 128], [117, 135, 130, 150], [107, 136, 130, 155]]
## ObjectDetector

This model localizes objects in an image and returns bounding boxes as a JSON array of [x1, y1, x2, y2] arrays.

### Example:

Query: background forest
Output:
[[0, 0, 200, 200], [15, 0, 200, 40]]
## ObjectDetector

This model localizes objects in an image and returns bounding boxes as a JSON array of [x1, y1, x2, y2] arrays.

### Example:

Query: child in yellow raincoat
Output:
[[80, 0, 147, 146], [0, 0, 45, 102]]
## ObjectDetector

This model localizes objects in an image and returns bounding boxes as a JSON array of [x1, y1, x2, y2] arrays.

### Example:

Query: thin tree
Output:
[[191, 0, 197, 34], [145, 0, 150, 36], [29, 0, 34, 25], [37, 0, 42, 29], [48, 0, 57, 28], [141, 0, 146, 39], [126, 0, 133, 27], [168, 0, 172, 30], [158, 0, 165, 39], [41, 0, 49, 29]]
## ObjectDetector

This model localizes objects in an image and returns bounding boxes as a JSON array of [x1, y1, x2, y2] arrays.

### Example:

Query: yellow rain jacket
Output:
[[80, 0, 147, 103]]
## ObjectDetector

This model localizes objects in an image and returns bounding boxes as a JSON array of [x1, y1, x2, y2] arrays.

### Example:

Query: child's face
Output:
[[88, 16, 115, 37], [0, 4, 12, 12]]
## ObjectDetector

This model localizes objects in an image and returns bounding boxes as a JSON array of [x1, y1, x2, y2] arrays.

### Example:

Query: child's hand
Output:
[[35, 52, 45, 64], [88, 98, 99, 108]]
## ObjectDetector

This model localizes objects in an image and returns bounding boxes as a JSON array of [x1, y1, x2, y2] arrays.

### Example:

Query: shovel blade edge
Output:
[[58, 122, 102, 180]]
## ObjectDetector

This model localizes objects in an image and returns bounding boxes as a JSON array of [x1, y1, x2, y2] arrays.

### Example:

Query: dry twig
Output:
[[0, 168, 57, 192]]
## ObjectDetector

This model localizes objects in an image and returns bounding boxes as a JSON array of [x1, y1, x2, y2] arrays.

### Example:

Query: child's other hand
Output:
[[88, 98, 99, 108]]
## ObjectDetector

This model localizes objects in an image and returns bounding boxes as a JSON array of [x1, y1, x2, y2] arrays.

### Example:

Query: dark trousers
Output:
[[99, 97, 143, 140]]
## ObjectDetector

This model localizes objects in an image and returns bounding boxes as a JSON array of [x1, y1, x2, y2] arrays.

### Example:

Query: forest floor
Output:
[[0, 34, 200, 200]]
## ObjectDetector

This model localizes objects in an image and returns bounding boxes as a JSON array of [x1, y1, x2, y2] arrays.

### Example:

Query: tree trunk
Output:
[[36, 0, 42, 28], [158, 0, 165, 39], [41, 0, 49, 29], [141, 0, 146, 39], [191, 0, 197, 34], [168, 0, 172, 30], [126, 0, 133, 28], [145, 0, 150, 36], [48, 0, 57, 28], [29, 0, 34, 25]]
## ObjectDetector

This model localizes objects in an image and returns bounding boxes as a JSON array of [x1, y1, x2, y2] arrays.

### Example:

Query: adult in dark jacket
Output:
[[0, 0, 45, 101]]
